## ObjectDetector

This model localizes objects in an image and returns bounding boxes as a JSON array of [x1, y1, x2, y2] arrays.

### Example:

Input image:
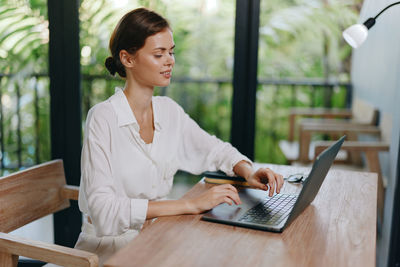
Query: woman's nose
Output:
[[165, 54, 175, 66]]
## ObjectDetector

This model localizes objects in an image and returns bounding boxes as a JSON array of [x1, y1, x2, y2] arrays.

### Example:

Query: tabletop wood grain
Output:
[[105, 164, 377, 267]]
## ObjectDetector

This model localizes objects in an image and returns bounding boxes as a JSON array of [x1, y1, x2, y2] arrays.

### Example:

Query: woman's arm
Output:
[[232, 160, 253, 180], [233, 160, 284, 197], [82, 106, 148, 235], [146, 184, 242, 219], [146, 161, 285, 220]]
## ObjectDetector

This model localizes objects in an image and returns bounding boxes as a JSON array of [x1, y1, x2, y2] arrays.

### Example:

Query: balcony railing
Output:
[[0, 73, 351, 173]]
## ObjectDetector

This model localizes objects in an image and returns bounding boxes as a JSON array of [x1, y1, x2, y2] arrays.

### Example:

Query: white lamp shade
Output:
[[342, 24, 369, 48]]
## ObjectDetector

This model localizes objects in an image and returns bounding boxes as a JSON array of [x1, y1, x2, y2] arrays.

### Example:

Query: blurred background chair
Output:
[[279, 97, 379, 164], [0, 160, 98, 267]]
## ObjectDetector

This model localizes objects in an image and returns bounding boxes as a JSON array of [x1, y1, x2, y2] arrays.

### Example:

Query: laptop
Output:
[[202, 135, 346, 232]]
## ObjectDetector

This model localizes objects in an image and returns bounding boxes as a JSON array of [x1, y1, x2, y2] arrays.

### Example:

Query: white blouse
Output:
[[78, 87, 251, 239]]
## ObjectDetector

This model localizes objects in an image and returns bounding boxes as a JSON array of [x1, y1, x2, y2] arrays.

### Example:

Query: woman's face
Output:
[[129, 28, 175, 88]]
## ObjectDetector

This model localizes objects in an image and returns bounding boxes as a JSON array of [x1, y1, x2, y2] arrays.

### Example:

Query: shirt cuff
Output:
[[130, 198, 148, 230]]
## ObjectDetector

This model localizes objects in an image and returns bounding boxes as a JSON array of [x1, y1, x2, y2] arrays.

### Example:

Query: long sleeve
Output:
[[78, 90, 251, 238], [175, 103, 252, 176], [79, 104, 148, 237]]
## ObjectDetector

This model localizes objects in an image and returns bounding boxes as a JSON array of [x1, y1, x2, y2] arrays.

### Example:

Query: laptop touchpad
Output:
[[205, 188, 269, 221]]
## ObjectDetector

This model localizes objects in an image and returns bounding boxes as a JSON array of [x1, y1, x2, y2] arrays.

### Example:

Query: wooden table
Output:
[[104, 164, 377, 267]]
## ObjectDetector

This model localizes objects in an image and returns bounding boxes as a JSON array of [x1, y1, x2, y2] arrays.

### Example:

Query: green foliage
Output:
[[254, 0, 361, 163], [254, 83, 350, 164], [79, 0, 124, 74], [0, 0, 49, 170], [258, 0, 362, 79], [79, 0, 236, 141], [0, 0, 48, 74], [0, 0, 362, 171]]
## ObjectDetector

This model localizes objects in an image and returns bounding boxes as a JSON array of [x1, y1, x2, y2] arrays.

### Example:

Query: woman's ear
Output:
[[119, 49, 135, 68]]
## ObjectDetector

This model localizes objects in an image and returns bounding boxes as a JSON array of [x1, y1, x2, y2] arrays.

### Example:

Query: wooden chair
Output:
[[298, 123, 381, 163], [313, 113, 392, 222], [287, 107, 352, 142], [0, 160, 98, 267], [280, 98, 379, 163]]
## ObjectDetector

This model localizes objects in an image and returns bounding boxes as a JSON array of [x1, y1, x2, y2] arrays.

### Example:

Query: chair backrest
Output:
[[352, 97, 379, 125], [380, 112, 392, 143], [0, 159, 70, 233]]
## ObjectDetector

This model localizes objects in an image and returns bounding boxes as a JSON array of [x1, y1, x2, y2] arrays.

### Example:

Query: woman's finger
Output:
[[252, 179, 268, 191], [224, 189, 242, 205], [211, 186, 241, 205], [276, 174, 284, 193], [265, 169, 276, 197], [224, 184, 238, 193], [252, 169, 270, 191], [216, 184, 238, 194], [223, 197, 233, 206]]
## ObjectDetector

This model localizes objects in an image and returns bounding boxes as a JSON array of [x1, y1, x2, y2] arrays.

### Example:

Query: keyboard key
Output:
[[238, 194, 298, 225]]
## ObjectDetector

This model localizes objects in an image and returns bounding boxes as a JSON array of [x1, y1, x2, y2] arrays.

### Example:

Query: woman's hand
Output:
[[187, 184, 242, 214], [233, 161, 284, 197], [246, 168, 284, 197]]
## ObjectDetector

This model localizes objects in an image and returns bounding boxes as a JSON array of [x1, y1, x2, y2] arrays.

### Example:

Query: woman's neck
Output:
[[123, 79, 154, 123]]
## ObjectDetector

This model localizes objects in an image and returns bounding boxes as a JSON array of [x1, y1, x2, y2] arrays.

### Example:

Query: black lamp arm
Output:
[[374, 1, 400, 19], [362, 1, 400, 30]]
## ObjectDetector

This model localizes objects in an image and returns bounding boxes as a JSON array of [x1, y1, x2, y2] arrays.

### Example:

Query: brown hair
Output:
[[105, 8, 170, 78]]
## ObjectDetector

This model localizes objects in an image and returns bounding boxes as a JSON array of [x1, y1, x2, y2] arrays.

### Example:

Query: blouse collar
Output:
[[110, 87, 162, 132]]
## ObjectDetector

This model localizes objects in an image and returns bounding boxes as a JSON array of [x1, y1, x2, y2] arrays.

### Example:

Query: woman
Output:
[[75, 8, 284, 264]]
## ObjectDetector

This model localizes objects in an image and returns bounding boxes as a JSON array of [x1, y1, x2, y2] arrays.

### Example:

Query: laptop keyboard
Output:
[[238, 194, 298, 225]]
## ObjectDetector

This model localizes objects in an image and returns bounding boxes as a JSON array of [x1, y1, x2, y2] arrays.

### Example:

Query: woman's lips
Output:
[[161, 70, 172, 78]]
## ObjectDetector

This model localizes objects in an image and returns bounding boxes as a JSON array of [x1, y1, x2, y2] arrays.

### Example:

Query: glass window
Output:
[[79, 0, 236, 196], [255, 0, 360, 164]]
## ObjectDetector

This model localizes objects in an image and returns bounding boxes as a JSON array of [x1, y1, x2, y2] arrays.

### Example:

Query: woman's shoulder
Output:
[[86, 99, 115, 124], [89, 99, 114, 114], [153, 96, 184, 113], [88, 87, 124, 117]]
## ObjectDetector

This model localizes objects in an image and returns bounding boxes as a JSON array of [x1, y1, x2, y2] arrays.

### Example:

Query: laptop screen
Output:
[[285, 135, 346, 226]]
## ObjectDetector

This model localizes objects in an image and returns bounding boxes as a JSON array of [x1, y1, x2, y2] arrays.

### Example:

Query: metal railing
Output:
[[0, 73, 50, 173], [0, 73, 351, 173], [255, 79, 352, 163]]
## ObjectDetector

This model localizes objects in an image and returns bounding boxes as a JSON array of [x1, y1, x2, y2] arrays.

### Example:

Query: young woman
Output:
[[75, 8, 284, 264]]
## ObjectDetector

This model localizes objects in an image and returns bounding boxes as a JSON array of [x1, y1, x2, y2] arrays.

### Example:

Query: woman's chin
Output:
[[155, 80, 171, 87]]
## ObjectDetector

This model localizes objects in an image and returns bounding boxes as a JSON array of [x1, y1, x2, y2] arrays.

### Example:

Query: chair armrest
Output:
[[288, 107, 352, 141], [61, 185, 79, 201], [0, 232, 98, 267], [300, 123, 381, 135], [300, 118, 371, 128], [316, 141, 389, 151], [314, 141, 389, 157], [297, 124, 381, 163], [290, 107, 352, 117]]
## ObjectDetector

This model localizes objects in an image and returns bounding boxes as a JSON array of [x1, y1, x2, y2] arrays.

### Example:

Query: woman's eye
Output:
[[169, 52, 175, 56], [154, 55, 162, 58]]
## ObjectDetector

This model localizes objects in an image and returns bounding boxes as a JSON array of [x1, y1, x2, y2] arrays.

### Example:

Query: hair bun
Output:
[[105, 56, 117, 76]]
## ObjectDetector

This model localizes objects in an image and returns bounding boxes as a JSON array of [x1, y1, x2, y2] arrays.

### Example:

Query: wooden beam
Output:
[[0, 251, 18, 267], [230, 0, 260, 160], [0, 233, 98, 267], [61, 185, 80, 201], [47, 0, 82, 247]]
